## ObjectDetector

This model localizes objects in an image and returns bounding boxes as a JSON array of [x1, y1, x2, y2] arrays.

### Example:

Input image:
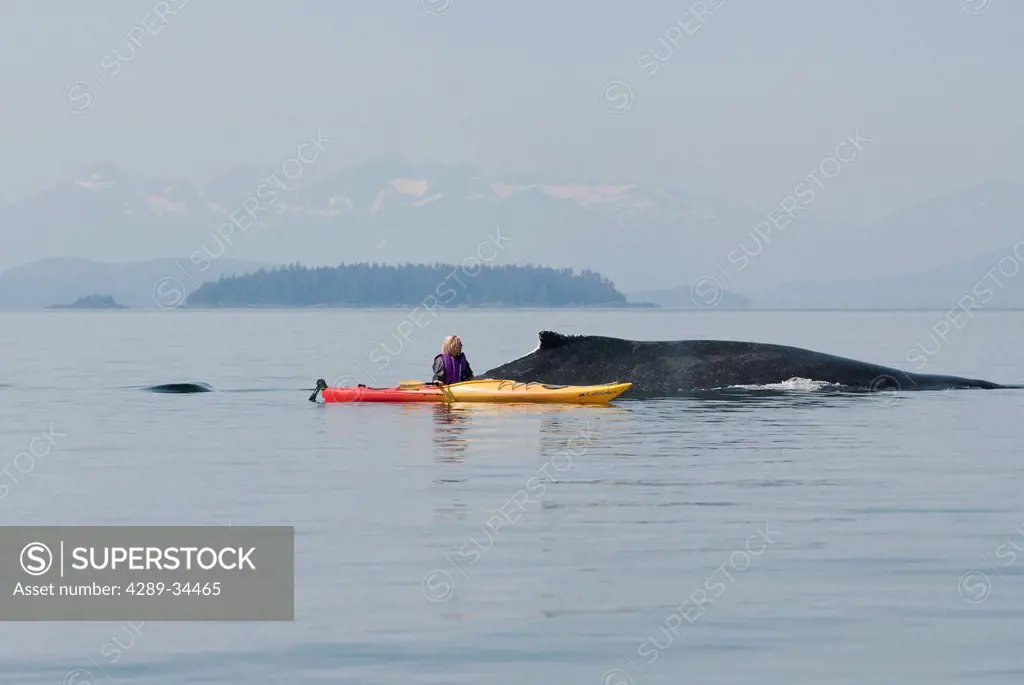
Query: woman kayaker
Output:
[[432, 335, 474, 385]]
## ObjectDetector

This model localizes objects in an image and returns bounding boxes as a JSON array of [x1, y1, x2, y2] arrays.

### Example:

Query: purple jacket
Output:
[[432, 353, 474, 384]]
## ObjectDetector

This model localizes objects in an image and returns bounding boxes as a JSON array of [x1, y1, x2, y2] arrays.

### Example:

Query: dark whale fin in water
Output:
[[145, 383, 213, 393], [539, 331, 587, 349]]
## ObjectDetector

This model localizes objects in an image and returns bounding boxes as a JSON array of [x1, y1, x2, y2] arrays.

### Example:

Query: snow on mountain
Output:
[[0, 159, 762, 292]]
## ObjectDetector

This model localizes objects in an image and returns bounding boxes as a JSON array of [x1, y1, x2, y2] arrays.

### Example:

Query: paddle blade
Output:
[[398, 380, 427, 388]]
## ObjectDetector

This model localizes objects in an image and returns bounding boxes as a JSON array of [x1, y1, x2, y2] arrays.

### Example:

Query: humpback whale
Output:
[[145, 383, 214, 393], [481, 331, 1010, 396]]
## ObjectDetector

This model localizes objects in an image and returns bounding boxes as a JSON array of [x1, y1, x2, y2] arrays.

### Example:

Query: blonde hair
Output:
[[442, 335, 462, 356]]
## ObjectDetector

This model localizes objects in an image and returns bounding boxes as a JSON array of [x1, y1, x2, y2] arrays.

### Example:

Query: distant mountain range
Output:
[[751, 242, 1024, 310], [0, 157, 762, 293], [2, 158, 1024, 309], [622, 240, 1024, 310]]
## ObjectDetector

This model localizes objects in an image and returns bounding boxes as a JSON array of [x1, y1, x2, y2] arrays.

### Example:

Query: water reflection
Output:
[[431, 404, 472, 461], [430, 402, 633, 462], [425, 390, 894, 465]]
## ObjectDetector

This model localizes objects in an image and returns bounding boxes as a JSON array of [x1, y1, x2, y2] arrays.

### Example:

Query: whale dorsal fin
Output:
[[539, 331, 582, 349]]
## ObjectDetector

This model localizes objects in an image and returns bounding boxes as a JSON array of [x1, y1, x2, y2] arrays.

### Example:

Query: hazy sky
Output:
[[1, 0, 1022, 223]]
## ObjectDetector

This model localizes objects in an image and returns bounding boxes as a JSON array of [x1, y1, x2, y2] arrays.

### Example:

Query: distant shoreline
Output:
[[178, 302, 659, 310], [21, 306, 1024, 313]]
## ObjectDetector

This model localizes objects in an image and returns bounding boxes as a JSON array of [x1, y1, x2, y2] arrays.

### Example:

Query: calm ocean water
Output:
[[2, 308, 1024, 684]]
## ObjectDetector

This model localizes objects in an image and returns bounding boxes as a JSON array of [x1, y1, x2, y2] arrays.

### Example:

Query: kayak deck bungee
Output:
[[309, 378, 631, 404]]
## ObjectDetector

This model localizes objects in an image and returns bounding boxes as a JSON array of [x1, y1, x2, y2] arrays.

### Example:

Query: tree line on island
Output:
[[185, 262, 634, 307]]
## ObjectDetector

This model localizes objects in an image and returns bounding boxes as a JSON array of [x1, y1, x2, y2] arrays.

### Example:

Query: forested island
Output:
[[185, 263, 643, 308], [48, 294, 127, 309]]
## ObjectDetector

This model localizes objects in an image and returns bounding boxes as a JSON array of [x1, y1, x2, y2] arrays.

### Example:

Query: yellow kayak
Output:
[[439, 379, 632, 404]]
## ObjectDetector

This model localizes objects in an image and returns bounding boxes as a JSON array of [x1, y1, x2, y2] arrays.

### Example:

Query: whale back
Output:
[[482, 330, 1006, 395]]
